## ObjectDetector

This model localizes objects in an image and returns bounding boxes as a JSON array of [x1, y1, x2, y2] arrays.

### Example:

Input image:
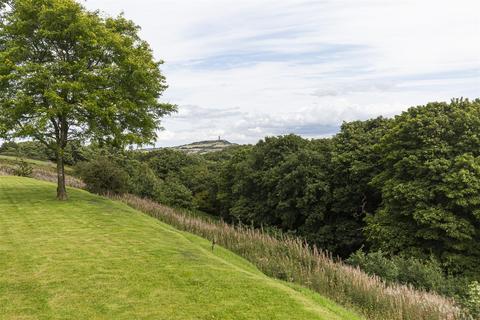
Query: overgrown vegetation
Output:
[[3, 98, 480, 318], [346, 250, 468, 298], [12, 158, 33, 177], [465, 282, 480, 318], [112, 193, 464, 320]]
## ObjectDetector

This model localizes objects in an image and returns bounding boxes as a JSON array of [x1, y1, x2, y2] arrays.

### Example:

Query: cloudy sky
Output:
[[85, 0, 480, 147]]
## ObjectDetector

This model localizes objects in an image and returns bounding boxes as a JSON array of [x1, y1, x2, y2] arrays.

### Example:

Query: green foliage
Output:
[[462, 281, 480, 318], [347, 250, 400, 283], [0, 141, 51, 160], [302, 118, 390, 256], [0, 140, 86, 164], [180, 161, 219, 212], [155, 177, 195, 209], [75, 157, 129, 194], [75, 150, 196, 209], [134, 148, 222, 211], [140, 149, 197, 179], [124, 161, 161, 199], [0, 0, 174, 198], [346, 250, 466, 297], [13, 158, 33, 177], [219, 135, 324, 229], [366, 98, 480, 275], [215, 125, 389, 257]]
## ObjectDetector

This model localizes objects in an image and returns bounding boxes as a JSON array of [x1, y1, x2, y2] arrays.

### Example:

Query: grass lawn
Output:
[[0, 176, 362, 320]]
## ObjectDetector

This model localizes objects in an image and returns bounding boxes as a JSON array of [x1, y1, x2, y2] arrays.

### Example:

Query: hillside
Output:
[[0, 154, 69, 172], [0, 176, 361, 320], [171, 139, 237, 154], [142, 139, 237, 155]]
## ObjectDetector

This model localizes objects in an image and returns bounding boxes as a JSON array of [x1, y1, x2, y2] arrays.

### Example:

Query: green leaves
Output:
[[0, 0, 175, 147], [367, 98, 480, 275], [0, 0, 175, 197]]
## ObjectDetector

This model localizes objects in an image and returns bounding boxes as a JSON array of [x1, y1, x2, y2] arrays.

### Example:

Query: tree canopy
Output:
[[366, 98, 480, 275], [0, 0, 175, 199]]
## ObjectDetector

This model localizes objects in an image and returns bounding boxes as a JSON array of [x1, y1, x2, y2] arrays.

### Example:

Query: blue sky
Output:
[[85, 0, 480, 147]]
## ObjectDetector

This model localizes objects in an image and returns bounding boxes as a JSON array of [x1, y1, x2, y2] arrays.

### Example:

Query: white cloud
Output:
[[84, 0, 480, 146]]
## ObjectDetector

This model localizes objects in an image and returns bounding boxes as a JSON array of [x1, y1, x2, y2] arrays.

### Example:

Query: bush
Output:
[[13, 158, 33, 177], [125, 161, 161, 199], [75, 157, 129, 194], [394, 256, 446, 293], [347, 250, 400, 283], [346, 250, 467, 297], [462, 281, 480, 318], [155, 177, 195, 209]]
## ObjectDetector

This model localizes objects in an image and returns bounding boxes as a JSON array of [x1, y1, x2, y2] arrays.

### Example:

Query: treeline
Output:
[[2, 99, 480, 311]]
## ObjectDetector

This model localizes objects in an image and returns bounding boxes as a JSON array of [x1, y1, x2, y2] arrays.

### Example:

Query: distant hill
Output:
[[171, 139, 237, 154], [142, 139, 237, 155]]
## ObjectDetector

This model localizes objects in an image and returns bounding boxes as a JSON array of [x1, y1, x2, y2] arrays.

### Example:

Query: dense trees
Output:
[[366, 99, 480, 275], [0, 0, 174, 199], [210, 99, 480, 276], [219, 135, 323, 229], [303, 118, 390, 256], [127, 99, 480, 281]]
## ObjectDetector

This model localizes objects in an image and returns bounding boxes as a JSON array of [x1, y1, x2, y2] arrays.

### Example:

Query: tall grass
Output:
[[31, 168, 85, 189], [112, 193, 467, 320]]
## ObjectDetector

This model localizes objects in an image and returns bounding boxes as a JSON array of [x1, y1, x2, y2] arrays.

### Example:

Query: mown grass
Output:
[[115, 194, 466, 320], [0, 176, 362, 320]]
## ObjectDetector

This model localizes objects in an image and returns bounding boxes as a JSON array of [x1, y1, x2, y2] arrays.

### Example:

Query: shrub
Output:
[[125, 161, 161, 199], [346, 250, 470, 299], [13, 158, 33, 177], [75, 157, 129, 194], [155, 177, 195, 209], [394, 256, 446, 293], [462, 281, 480, 318], [346, 250, 400, 283]]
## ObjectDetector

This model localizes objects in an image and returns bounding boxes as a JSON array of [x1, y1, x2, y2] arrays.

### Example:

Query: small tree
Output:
[[0, 0, 175, 199]]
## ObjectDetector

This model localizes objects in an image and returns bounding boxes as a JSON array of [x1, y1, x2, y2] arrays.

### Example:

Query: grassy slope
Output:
[[0, 176, 361, 320], [0, 155, 73, 173]]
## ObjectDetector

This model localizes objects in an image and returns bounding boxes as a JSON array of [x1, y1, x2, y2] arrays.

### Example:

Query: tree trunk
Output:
[[56, 151, 68, 200]]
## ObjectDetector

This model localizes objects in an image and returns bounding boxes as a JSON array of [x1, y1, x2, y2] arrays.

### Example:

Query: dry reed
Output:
[[31, 168, 85, 189]]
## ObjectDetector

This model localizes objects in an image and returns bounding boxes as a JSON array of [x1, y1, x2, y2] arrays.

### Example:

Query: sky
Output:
[[84, 0, 480, 147]]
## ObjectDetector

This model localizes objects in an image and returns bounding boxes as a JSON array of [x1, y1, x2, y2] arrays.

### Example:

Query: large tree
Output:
[[366, 99, 480, 276], [0, 0, 175, 199]]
